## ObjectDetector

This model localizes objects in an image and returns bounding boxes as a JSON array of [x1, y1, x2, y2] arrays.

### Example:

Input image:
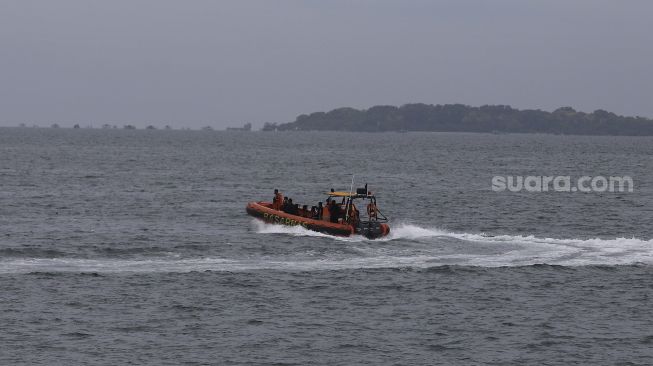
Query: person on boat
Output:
[[282, 197, 289, 212], [317, 202, 324, 220], [273, 189, 283, 210], [329, 200, 341, 223], [367, 201, 378, 220], [293, 204, 300, 216], [286, 198, 294, 214], [348, 203, 360, 225], [302, 205, 308, 217], [323, 199, 331, 221], [310, 206, 318, 219]]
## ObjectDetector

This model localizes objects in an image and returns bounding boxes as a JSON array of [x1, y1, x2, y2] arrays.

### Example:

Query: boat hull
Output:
[[246, 201, 389, 238]]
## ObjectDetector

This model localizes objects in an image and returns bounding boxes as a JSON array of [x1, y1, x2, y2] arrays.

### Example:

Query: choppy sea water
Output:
[[1, 128, 652, 365]]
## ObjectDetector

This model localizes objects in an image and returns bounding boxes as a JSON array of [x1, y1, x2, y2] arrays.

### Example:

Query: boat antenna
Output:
[[345, 174, 354, 222]]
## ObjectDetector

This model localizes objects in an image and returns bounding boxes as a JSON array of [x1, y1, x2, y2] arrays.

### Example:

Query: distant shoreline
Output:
[[4, 127, 653, 139], [4, 103, 653, 136], [262, 104, 653, 136]]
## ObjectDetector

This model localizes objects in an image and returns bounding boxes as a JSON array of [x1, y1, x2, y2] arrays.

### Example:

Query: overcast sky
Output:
[[1, 0, 651, 128]]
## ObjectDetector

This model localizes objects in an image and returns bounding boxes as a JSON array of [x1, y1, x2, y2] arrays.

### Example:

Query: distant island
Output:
[[262, 104, 653, 136]]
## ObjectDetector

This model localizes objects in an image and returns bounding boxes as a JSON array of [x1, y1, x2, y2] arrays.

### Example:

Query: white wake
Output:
[[0, 223, 650, 274]]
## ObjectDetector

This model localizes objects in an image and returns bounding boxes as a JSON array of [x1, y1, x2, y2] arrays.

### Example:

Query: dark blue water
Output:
[[1, 128, 652, 365]]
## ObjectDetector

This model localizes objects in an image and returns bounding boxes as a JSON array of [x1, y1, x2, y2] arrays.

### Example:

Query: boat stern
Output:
[[356, 221, 391, 239]]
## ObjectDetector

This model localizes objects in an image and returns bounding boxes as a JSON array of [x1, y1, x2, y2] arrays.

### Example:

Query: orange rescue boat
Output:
[[247, 186, 390, 239]]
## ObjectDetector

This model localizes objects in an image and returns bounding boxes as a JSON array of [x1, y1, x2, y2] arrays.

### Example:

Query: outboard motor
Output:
[[356, 221, 381, 238], [355, 221, 390, 239]]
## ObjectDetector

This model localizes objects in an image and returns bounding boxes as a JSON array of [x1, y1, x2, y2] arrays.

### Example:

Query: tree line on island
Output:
[[262, 104, 653, 135]]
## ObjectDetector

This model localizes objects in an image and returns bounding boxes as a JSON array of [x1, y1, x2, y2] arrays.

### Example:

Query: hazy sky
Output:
[[1, 0, 652, 128]]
